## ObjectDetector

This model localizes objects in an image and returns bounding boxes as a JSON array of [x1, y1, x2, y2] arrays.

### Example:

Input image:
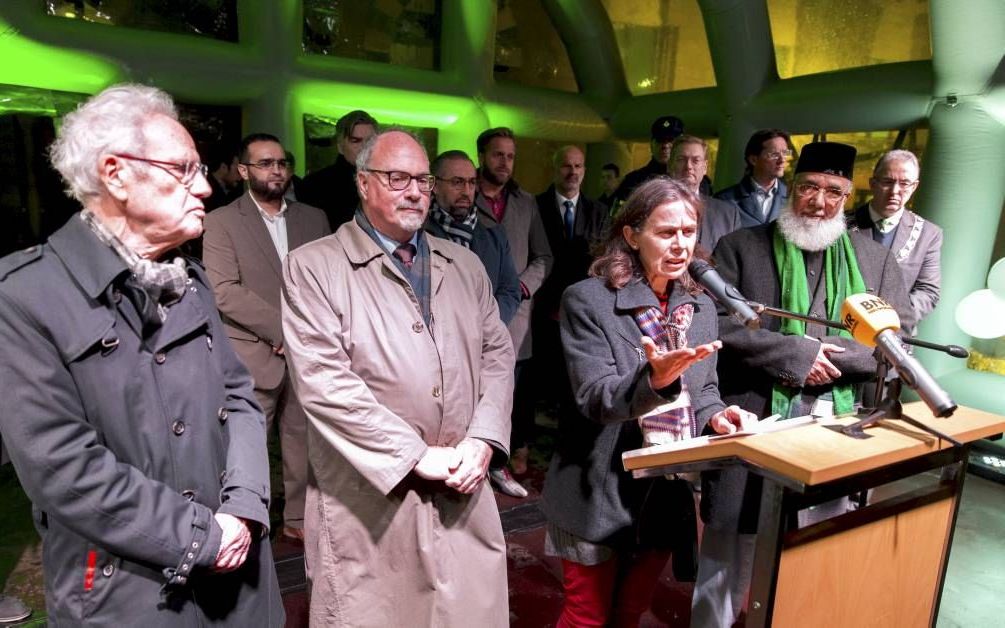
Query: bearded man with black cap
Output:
[[689, 142, 915, 628]]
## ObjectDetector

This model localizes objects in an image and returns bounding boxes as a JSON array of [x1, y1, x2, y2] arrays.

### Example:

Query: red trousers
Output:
[[556, 549, 672, 628]]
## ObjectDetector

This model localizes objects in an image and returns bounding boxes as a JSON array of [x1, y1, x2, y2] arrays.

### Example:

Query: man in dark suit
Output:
[[668, 135, 742, 253], [203, 132, 331, 540], [714, 128, 792, 228], [534, 145, 607, 423], [692, 142, 914, 628], [847, 149, 942, 331], [299, 110, 377, 230], [425, 150, 521, 326], [610, 115, 684, 211]]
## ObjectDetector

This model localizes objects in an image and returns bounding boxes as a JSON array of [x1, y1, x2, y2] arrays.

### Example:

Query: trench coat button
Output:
[[172, 420, 186, 436], [181, 489, 196, 502], [218, 407, 228, 423], [102, 563, 114, 577], [412, 322, 423, 333], [432, 386, 441, 398], [154, 352, 167, 364]]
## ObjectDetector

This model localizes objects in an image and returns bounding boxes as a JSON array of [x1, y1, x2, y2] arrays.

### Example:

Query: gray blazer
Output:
[[540, 277, 725, 551], [848, 204, 942, 327], [476, 184, 554, 360]]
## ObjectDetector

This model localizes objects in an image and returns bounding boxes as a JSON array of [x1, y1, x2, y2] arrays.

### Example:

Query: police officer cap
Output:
[[794, 142, 857, 180], [650, 116, 684, 142]]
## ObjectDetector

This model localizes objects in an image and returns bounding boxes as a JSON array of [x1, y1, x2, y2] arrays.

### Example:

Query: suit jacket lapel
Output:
[[238, 195, 283, 278]]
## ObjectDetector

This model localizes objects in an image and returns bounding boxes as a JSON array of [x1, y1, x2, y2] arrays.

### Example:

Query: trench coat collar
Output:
[[48, 212, 129, 299]]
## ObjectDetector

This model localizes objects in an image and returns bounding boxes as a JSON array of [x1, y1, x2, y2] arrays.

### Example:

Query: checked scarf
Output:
[[429, 202, 477, 248], [771, 227, 866, 418], [633, 296, 695, 444]]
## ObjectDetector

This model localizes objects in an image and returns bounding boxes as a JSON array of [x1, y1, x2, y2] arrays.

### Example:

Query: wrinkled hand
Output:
[[445, 438, 492, 494], [806, 342, 844, 386], [642, 336, 722, 391], [413, 446, 462, 481], [213, 513, 251, 573], [709, 405, 758, 434]]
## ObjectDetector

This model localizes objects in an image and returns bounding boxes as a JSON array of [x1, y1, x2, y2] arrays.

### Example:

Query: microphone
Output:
[[841, 294, 957, 418], [688, 259, 760, 329]]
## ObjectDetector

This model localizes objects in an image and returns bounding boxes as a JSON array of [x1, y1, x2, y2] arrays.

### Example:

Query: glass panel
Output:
[[768, 0, 931, 79], [789, 128, 929, 210], [601, 0, 716, 94], [303, 0, 441, 70], [494, 0, 578, 93], [45, 0, 238, 42], [302, 113, 438, 176]]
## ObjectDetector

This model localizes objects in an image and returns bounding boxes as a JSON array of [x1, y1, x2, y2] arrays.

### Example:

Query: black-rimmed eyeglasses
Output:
[[364, 169, 435, 193], [114, 153, 208, 187]]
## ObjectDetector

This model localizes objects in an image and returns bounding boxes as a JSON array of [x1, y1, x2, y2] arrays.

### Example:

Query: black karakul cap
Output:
[[650, 116, 684, 142], [794, 142, 857, 180]]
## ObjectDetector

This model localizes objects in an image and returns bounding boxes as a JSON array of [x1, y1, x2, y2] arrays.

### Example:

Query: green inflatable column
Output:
[[913, 0, 1005, 407]]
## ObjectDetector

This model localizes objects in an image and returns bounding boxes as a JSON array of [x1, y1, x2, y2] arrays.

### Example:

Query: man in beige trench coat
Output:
[[281, 129, 515, 627]]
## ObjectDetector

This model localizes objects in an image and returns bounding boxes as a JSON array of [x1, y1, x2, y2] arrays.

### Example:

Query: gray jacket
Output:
[[0, 216, 282, 626], [540, 277, 725, 554]]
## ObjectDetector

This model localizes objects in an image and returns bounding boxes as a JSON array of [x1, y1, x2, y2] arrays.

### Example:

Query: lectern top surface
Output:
[[622, 403, 1005, 485]]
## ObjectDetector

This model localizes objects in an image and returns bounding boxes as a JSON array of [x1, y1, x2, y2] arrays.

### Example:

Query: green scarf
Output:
[[771, 226, 866, 418]]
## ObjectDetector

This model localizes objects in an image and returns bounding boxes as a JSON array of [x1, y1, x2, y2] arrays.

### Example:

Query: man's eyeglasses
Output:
[[762, 149, 793, 160], [875, 177, 917, 190], [435, 176, 478, 189], [114, 154, 208, 187], [794, 182, 848, 204], [365, 169, 435, 193], [242, 159, 290, 171]]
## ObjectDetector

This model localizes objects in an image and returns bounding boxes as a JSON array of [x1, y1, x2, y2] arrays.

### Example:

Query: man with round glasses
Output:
[[847, 149, 942, 329], [0, 84, 282, 625], [691, 141, 914, 628], [715, 128, 793, 228], [203, 132, 330, 542], [424, 149, 521, 326], [282, 129, 514, 625]]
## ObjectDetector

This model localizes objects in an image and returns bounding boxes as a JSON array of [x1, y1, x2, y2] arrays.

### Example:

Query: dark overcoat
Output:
[[0, 216, 283, 626], [540, 277, 726, 572], [703, 223, 914, 532]]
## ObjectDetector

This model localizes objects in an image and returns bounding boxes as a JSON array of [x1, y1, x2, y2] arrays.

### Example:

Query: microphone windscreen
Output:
[[841, 294, 901, 347]]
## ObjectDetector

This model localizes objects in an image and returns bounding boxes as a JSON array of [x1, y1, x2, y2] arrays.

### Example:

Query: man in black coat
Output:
[[299, 109, 377, 229], [0, 84, 282, 626], [668, 135, 742, 253], [692, 142, 914, 628], [534, 145, 607, 415]]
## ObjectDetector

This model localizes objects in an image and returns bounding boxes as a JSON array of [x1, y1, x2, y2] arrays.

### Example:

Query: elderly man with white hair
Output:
[[690, 142, 915, 628], [0, 84, 282, 626]]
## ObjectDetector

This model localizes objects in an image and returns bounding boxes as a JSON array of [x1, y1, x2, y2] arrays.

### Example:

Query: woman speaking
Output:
[[541, 177, 754, 627]]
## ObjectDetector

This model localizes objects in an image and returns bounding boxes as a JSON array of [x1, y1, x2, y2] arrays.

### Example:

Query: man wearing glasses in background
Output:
[[847, 149, 942, 332], [691, 142, 914, 628], [282, 129, 514, 626], [715, 128, 793, 228], [203, 132, 330, 541], [425, 150, 521, 326]]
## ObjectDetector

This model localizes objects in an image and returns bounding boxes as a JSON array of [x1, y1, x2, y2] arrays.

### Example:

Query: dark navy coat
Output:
[[0, 216, 283, 626]]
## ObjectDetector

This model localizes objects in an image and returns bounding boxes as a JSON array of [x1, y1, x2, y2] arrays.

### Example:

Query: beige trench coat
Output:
[[281, 220, 515, 627]]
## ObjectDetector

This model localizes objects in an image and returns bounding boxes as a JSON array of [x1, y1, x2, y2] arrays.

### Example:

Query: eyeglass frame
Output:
[[364, 168, 435, 193], [435, 176, 478, 189], [793, 181, 850, 205], [113, 153, 208, 187], [241, 159, 291, 171]]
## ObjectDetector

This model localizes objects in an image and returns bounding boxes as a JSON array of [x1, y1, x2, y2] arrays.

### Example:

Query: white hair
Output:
[[49, 84, 178, 203], [776, 198, 848, 252]]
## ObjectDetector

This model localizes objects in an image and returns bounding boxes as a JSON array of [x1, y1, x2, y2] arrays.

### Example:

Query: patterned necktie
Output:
[[393, 242, 416, 269], [563, 200, 575, 240]]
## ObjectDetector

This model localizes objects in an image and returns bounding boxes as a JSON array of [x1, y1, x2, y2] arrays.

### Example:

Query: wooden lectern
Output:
[[622, 402, 1005, 628]]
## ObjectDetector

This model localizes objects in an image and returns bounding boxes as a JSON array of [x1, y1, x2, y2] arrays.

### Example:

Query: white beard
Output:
[[776, 202, 847, 252]]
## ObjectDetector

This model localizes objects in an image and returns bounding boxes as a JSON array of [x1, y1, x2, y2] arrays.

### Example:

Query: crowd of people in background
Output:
[[0, 82, 944, 627]]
